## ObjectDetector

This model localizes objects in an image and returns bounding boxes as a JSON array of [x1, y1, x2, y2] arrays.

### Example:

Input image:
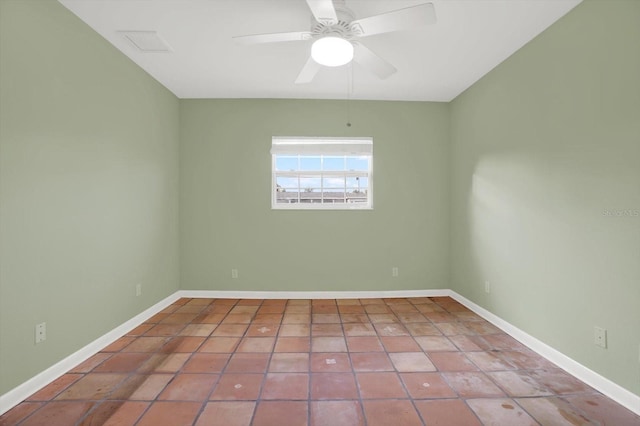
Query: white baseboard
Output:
[[449, 290, 640, 416], [2, 288, 638, 418], [177, 289, 451, 300], [0, 292, 181, 416]]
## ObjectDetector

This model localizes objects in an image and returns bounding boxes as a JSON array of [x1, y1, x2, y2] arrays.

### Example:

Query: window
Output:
[[271, 137, 373, 210]]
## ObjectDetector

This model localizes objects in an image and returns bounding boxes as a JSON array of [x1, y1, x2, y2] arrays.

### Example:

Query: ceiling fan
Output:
[[233, 0, 437, 84]]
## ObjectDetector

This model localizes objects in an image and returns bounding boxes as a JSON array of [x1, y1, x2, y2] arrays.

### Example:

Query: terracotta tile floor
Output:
[[2, 297, 639, 425]]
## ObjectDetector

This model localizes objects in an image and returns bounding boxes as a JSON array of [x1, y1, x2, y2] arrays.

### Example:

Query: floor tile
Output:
[[69, 353, 112, 373], [137, 401, 202, 426], [465, 351, 516, 371], [434, 322, 472, 336], [274, 336, 310, 352], [414, 336, 458, 352], [389, 352, 436, 372], [252, 401, 308, 426], [362, 400, 422, 426], [18, 401, 94, 426], [79, 401, 148, 425], [310, 353, 352, 372], [211, 324, 248, 336], [448, 335, 487, 351], [209, 374, 263, 400], [180, 324, 217, 337], [483, 334, 530, 351], [564, 393, 640, 425], [516, 397, 599, 426], [269, 353, 309, 372], [527, 368, 594, 394], [55, 373, 127, 400], [117, 374, 173, 400], [400, 372, 457, 399], [356, 372, 407, 399], [443, 372, 505, 397], [261, 373, 309, 400], [346, 336, 384, 352], [404, 322, 442, 336], [120, 336, 169, 352], [373, 323, 409, 336], [311, 336, 347, 352], [428, 352, 478, 371], [310, 400, 364, 426], [195, 401, 255, 426], [198, 337, 240, 353], [158, 373, 218, 401], [466, 398, 538, 426], [139, 353, 190, 373], [225, 353, 270, 373], [0, 402, 43, 425], [311, 323, 344, 336], [6, 296, 637, 426], [488, 370, 552, 397], [93, 352, 151, 373], [282, 314, 311, 324], [27, 374, 82, 401], [310, 373, 359, 399], [380, 336, 421, 352], [278, 324, 310, 337], [343, 323, 377, 336], [145, 323, 186, 337], [102, 336, 136, 352], [183, 353, 230, 373], [312, 314, 341, 324], [463, 320, 502, 334], [246, 324, 279, 337], [414, 399, 482, 426], [350, 353, 394, 372], [236, 337, 276, 352]]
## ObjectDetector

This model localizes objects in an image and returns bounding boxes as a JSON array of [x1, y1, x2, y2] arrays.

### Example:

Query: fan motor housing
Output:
[[311, 3, 356, 39]]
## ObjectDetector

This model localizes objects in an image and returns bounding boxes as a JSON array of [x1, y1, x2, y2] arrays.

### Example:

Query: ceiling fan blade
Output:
[[295, 56, 321, 84], [233, 31, 312, 45], [353, 43, 396, 79], [350, 3, 436, 38], [305, 0, 338, 25]]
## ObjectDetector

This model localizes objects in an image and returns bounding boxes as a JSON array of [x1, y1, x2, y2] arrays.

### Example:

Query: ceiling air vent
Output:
[[118, 31, 172, 53]]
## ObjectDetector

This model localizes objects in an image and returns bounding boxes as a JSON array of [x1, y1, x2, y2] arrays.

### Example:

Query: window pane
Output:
[[323, 177, 345, 189], [346, 176, 367, 192], [276, 176, 299, 190], [276, 191, 299, 203], [346, 156, 369, 171], [299, 176, 320, 190], [323, 156, 345, 171], [300, 156, 321, 171], [322, 190, 345, 203], [275, 156, 298, 171]]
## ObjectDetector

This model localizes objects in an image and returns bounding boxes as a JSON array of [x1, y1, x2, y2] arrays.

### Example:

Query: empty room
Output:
[[0, 0, 638, 425]]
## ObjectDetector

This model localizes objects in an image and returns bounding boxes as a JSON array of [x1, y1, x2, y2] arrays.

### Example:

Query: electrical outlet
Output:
[[484, 281, 491, 294], [231, 269, 238, 279], [35, 322, 46, 344], [392, 267, 399, 277], [135, 283, 142, 297], [594, 326, 607, 348]]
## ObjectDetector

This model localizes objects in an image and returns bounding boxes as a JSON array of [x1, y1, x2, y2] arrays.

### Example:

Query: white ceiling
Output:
[[59, 0, 582, 102]]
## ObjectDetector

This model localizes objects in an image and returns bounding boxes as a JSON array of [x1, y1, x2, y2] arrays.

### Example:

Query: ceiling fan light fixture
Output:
[[311, 36, 354, 67]]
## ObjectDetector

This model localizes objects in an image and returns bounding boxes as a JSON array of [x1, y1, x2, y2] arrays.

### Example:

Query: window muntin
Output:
[[271, 137, 373, 210]]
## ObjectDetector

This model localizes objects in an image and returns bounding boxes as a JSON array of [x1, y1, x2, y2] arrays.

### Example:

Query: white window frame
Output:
[[271, 136, 373, 210]]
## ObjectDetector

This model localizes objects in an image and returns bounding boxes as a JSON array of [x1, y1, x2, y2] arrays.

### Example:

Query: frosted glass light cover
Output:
[[311, 37, 354, 67]]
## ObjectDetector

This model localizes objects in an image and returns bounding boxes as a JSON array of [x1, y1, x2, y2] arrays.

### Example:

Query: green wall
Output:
[[0, 0, 180, 394], [450, 0, 640, 395], [180, 99, 450, 292]]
